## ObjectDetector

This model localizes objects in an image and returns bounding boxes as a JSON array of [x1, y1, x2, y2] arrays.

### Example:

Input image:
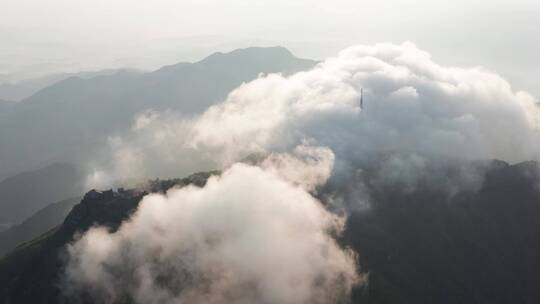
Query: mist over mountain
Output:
[[0, 47, 316, 180], [87, 42, 540, 188]]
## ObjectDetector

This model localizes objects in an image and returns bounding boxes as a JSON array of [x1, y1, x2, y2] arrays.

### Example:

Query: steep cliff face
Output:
[[1, 162, 540, 304]]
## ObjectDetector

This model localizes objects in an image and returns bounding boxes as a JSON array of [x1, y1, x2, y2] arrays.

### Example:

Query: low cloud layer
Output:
[[87, 42, 540, 188], [189, 42, 540, 163], [65, 164, 359, 304]]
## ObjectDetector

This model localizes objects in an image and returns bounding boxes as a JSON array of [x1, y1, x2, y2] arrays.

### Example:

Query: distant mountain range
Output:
[[1, 160, 540, 304], [0, 69, 139, 102], [0, 46, 316, 180], [0, 163, 84, 229]]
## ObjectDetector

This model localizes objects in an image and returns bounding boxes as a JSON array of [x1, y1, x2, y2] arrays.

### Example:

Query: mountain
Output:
[[0, 171, 217, 304], [0, 196, 81, 257], [0, 47, 317, 179], [1, 161, 540, 303], [345, 160, 540, 304], [0, 69, 139, 102], [0, 163, 85, 228]]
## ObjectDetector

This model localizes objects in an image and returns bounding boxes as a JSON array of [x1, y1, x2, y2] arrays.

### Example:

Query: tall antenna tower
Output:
[[360, 88, 364, 110]]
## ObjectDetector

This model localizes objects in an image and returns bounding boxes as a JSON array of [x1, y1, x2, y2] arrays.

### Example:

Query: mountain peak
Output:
[[203, 46, 295, 60], [197, 46, 315, 68]]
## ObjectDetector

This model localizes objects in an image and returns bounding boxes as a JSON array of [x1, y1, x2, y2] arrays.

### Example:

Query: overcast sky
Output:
[[1, 0, 539, 96]]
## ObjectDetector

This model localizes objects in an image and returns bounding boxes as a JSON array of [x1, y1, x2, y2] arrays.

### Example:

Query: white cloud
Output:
[[260, 143, 335, 192], [66, 164, 360, 304], [89, 42, 540, 187]]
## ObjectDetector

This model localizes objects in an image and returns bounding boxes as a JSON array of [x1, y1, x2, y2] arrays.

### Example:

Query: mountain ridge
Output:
[[2, 160, 540, 303]]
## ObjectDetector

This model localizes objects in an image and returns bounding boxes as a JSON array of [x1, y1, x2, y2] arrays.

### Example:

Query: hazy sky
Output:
[[1, 0, 539, 96]]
